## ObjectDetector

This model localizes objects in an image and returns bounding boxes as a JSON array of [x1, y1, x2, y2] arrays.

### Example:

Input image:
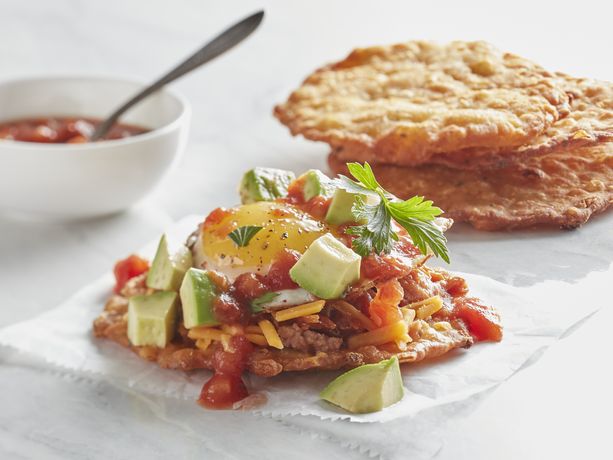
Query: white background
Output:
[[0, 1, 611, 459]]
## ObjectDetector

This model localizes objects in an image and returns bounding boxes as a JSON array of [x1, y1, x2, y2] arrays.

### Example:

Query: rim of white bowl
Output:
[[0, 75, 191, 151]]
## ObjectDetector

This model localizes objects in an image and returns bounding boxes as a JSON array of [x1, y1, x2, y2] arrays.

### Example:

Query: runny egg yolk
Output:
[[193, 201, 333, 279]]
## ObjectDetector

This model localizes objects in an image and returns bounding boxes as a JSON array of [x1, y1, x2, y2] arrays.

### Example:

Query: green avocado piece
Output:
[[289, 233, 360, 299], [296, 169, 335, 201], [239, 167, 296, 204], [320, 356, 404, 413], [179, 268, 219, 329], [325, 189, 367, 226], [146, 235, 192, 291], [127, 291, 178, 348]]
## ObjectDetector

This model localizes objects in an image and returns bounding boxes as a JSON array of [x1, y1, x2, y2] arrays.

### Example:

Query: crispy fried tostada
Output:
[[94, 165, 501, 409], [274, 40, 572, 167], [329, 143, 613, 231], [330, 75, 612, 171]]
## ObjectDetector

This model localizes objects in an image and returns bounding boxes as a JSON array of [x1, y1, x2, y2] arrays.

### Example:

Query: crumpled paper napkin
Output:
[[0, 215, 604, 456]]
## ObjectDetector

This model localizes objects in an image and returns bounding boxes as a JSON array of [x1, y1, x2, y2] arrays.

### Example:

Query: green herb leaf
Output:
[[347, 162, 380, 191], [387, 196, 443, 221], [346, 198, 396, 256], [336, 162, 450, 262], [251, 292, 280, 313], [228, 225, 263, 247], [332, 175, 377, 197]]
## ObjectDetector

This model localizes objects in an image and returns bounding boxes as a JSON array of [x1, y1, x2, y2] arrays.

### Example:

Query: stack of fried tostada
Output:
[[275, 41, 613, 230]]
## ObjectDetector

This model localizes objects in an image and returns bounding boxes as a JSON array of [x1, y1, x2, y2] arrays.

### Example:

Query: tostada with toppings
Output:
[[93, 163, 502, 411]]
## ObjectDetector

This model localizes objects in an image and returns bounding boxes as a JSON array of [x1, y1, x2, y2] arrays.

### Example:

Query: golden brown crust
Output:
[[401, 76, 613, 170], [93, 295, 473, 377], [275, 40, 570, 166], [329, 143, 613, 230]]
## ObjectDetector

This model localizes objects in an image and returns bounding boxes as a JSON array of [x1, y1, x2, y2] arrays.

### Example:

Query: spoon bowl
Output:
[[0, 76, 190, 220]]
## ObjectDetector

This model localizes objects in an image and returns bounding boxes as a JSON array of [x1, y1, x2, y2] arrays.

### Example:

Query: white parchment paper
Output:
[[0, 215, 602, 426]]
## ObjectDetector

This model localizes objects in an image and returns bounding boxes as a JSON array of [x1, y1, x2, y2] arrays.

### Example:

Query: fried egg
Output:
[[193, 201, 333, 280]]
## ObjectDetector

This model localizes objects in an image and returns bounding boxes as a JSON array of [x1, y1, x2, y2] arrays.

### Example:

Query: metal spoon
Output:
[[90, 10, 264, 141]]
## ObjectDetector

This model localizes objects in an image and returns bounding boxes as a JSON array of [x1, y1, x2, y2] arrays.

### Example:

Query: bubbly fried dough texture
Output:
[[329, 143, 613, 230], [275, 41, 571, 166], [93, 296, 473, 377], [409, 76, 613, 169]]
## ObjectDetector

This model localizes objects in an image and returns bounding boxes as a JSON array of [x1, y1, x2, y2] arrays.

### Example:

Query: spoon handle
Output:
[[91, 10, 264, 141]]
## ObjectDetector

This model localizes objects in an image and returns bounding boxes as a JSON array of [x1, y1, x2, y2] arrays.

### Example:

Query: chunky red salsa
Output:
[[113, 255, 149, 294], [198, 335, 253, 409], [0, 117, 149, 143]]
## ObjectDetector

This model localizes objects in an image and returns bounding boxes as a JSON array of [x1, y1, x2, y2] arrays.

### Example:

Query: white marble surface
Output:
[[0, 0, 611, 459]]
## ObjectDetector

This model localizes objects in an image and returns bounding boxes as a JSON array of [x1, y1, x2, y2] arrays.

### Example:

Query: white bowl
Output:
[[0, 76, 190, 219]]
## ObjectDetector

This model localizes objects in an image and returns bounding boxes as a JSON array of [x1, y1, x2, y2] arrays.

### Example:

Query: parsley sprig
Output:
[[228, 225, 262, 247], [334, 162, 450, 263]]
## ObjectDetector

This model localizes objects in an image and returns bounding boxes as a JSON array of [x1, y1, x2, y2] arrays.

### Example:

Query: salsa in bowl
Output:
[[0, 76, 190, 219], [0, 116, 149, 144]]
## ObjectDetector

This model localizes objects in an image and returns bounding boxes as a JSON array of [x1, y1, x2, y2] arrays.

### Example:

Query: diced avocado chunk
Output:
[[320, 356, 404, 413], [239, 167, 296, 204], [289, 233, 360, 299], [296, 169, 335, 201], [180, 268, 219, 328], [146, 235, 192, 291], [127, 291, 178, 348], [325, 189, 367, 226]]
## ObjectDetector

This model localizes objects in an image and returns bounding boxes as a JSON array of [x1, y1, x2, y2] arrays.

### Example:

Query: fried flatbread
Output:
[[407, 76, 613, 169], [329, 143, 613, 230], [275, 41, 570, 166], [93, 296, 473, 377]]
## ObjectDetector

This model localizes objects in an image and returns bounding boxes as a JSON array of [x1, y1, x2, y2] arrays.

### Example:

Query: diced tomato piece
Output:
[[361, 254, 411, 282], [454, 297, 503, 342], [286, 176, 307, 203], [202, 207, 234, 229], [112, 254, 149, 294], [198, 373, 248, 409], [301, 195, 331, 221], [212, 293, 247, 324], [445, 276, 469, 297], [233, 273, 268, 300], [264, 249, 300, 290], [368, 279, 404, 327]]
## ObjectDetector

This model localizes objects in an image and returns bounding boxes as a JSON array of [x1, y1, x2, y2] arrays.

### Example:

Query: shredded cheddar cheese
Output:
[[296, 314, 320, 324], [245, 324, 263, 335], [221, 324, 245, 336], [258, 319, 284, 349], [400, 307, 416, 324], [433, 321, 452, 331], [407, 295, 440, 309], [273, 300, 325, 322], [188, 326, 226, 341], [221, 333, 232, 351], [188, 327, 232, 351], [347, 320, 409, 349], [330, 300, 377, 330], [245, 333, 268, 347], [195, 338, 212, 351], [406, 295, 443, 319], [415, 296, 443, 319]]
